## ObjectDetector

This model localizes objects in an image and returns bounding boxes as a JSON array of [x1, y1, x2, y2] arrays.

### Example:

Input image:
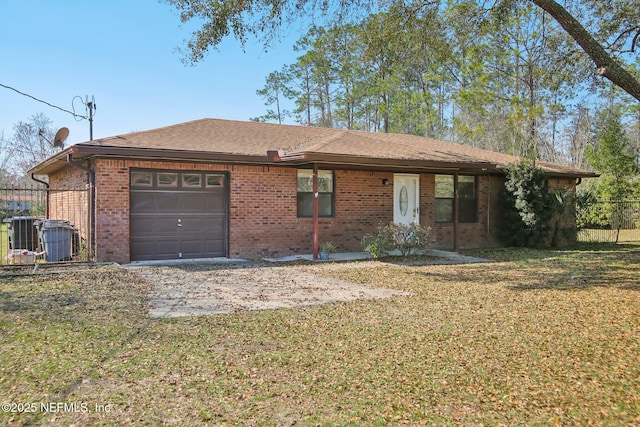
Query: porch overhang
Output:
[[268, 150, 501, 174]]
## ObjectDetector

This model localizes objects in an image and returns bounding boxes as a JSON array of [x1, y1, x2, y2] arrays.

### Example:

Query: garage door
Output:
[[130, 170, 227, 261]]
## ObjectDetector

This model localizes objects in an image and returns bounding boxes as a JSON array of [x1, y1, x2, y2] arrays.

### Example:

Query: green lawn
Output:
[[1, 244, 639, 426]]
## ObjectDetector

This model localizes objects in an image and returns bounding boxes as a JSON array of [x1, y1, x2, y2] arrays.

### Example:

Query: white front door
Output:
[[394, 174, 420, 225]]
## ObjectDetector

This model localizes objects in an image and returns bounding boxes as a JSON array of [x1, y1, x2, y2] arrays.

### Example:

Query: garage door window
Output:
[[206, 174, 225, 187], [131, 171, 153, 187], [182, 174, 202, 188], [158, 173, 178, 187]]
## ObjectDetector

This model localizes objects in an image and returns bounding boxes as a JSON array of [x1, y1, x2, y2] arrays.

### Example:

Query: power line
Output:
[[0, 82, 88, 120]]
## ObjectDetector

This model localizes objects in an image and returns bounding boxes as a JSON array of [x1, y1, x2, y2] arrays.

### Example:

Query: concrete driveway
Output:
[[127, 262, 410, 318]]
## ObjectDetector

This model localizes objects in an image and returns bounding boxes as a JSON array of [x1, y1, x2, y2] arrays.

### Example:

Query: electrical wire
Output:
[[0, 82, 88, 120]]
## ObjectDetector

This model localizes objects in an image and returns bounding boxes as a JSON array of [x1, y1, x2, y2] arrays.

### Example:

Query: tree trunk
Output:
[[528, 0, 640, 102]]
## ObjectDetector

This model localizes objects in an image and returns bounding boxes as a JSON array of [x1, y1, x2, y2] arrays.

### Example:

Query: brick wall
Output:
[[87, 162, 402, 261], [94, 159, 130, 262], [47, 165, 91, 253], [230, 169, 395, 257], [429, 175, 504, 250], [312, 170, 394, 253], [49, 158, 578, 263], [549, 177, 579, 247]]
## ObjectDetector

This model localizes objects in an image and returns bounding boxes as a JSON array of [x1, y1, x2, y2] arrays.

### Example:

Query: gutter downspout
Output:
[[66, 153, 96, 260], [31, 174, 50, 219]]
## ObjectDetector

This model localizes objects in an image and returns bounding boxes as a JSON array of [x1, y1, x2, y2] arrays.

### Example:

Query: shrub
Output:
[[500, 160, 574, 248], [362, 222, 435, 259]]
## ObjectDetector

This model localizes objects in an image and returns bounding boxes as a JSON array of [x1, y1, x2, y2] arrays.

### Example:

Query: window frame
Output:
[[296, 169, 335, 218], [157, 172, 178, 188], [435, 174, 478, 223]]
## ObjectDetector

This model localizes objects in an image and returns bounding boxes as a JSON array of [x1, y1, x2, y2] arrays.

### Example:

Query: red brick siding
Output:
[[318, 170, 394, 252], [230, 169, 395, 257], [47, 165, 91, 249], [549, 178, 579, 247], [94, 159, 130, 262], [425, 174, 502, 250], [228, 166, 302, 258], [50, 159, 579, 262]]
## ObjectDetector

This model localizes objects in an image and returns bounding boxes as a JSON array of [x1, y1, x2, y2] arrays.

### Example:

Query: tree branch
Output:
[[528, 0, 640, 102]]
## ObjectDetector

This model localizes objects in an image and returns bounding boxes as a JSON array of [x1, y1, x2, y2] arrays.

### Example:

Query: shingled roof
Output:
[[31, 118, 597, 178]]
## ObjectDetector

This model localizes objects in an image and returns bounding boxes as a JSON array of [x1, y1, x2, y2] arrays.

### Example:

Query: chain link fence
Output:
[[1, 185, 93, 266], [577, 199, 640, 243]]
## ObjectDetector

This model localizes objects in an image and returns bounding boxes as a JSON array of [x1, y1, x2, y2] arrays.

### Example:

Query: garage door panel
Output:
[[131, 216, 177, 236], [180, 193, 209, 212], [181, 239, 205, 257], [130, 241, 154, 261], [205, 190, 226, 212], [130, 170, 228, 261], [178, 217, 205, 233], [130, 193, 156, 213], [130, 217, 155, 234], [206, 238, 225, 253], [202, 215, 226, 233], [156, 193, 182, 212], [156, 239, 181, 257]]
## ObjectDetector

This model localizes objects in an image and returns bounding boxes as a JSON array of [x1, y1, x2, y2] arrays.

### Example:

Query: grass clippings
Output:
[[1, 244, 639, 426]]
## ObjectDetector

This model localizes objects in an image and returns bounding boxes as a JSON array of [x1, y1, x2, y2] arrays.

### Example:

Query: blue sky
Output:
[[1, 0, 300, 147]]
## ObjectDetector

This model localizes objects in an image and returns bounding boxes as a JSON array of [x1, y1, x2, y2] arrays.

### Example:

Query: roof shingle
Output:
[[32, 118, 597, 177]]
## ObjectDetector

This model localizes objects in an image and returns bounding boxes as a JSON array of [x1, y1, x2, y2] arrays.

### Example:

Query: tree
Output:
[[586, 109, 637, 190], [252, 66, 295, 123], [4, 113, 59, 179], [166, 0, 640, 101], [0, 130, 13, 186], [585, 108, 638, 241]]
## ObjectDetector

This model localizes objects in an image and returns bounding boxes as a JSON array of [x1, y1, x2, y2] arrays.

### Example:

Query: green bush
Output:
[[576, 189, 609, 229], [362, 222, 436, 259], [500, 161, 575, 248]]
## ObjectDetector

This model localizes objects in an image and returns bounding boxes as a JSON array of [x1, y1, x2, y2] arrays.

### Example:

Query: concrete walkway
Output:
[[124, 249, 491, 267], [262, 249, 491, 264]]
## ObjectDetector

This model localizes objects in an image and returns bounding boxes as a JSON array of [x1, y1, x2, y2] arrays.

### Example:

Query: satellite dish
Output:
[[53, 127, 69, 149]]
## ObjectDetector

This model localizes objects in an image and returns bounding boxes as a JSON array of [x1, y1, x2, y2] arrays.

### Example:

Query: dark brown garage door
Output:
[[130, 170, 227, 261]]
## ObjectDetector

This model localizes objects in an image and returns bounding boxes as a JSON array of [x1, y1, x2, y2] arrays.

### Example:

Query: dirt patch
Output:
[[129, 263, 410, 318]]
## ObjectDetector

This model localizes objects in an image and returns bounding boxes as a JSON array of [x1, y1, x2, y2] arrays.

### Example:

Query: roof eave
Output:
[[29, 144, 599, 179], [30, 145, 279, 176], [28, 147, 73, 176], [70, 144, 273, 163], [276, 151, 500, 173]]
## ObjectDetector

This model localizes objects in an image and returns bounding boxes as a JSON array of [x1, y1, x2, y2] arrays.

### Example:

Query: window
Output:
[[206, 174, 224, 187], [158, 173, 178, 187], [297, 169, 334, 217], [131, 171, 153, 187], [435, 175, 477, 223], [182, 174, 202, 188]]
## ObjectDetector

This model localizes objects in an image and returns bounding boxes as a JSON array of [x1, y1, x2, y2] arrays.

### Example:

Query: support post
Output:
[[453, 172, 459, 251], [312, 164, 319, 260]]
